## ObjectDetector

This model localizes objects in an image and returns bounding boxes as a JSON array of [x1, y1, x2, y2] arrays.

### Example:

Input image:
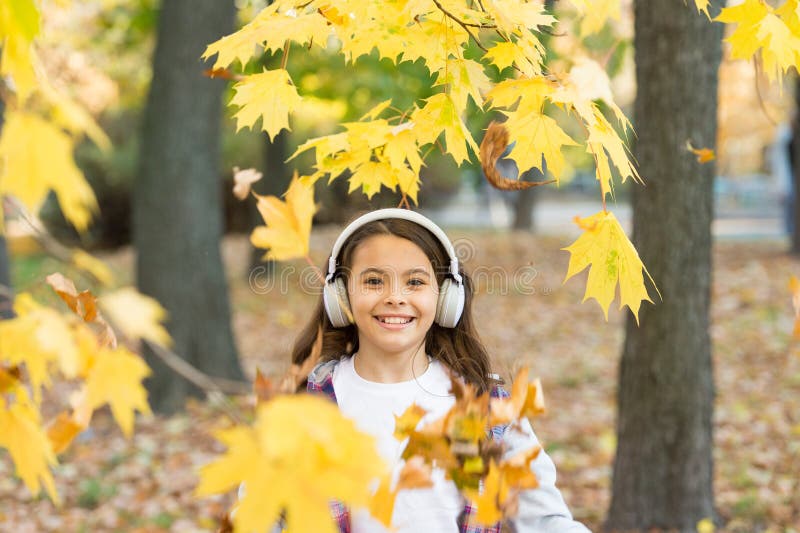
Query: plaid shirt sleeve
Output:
[[307, 361, 351, 533], [458, 383, 509, 533]]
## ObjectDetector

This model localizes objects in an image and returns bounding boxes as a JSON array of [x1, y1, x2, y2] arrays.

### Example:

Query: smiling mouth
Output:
[[374, 316, 415, 325]]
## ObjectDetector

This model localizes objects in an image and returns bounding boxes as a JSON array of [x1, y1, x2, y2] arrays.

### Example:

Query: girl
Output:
[[292, 208, 589, 533]]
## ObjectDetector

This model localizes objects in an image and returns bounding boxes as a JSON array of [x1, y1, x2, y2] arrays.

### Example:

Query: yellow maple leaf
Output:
[[562, 211, 658, 323], [0, 0, 40, 101], [485, 0, 555, 36], [435, 58, 491, 115], [79, 345, 151, 437], [0, 294, 80, 395], [714, 0, 800, 84], [203, 4, 329, 69], [570, 0, 621, 37], [98, 287, 172, 347], [349, 161, 398, 199], [693, 0, 711, 20], [484, 38, 543, 77], [230, 69, 302, 141], [251, 173, 316, 261], [196, 395, 387, 533], [412, 93, 479, 166], [0, 395, 59, 504], [0, 111, 98, 232], [586, 109, 641, 198]]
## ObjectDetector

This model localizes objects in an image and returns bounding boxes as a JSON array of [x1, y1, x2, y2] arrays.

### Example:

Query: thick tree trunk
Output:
[[607, 1, 722, 530], [133, 0, 243, 413], [790, 81, 800, 254], [511, 170, 541, 231]]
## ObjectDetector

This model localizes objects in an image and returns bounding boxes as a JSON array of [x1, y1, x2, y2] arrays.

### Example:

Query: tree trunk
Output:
[[607, 1, 722, 530], [133, 0, 243, 413], [511, 170, 541, 231], [789, 81, 800, 254]]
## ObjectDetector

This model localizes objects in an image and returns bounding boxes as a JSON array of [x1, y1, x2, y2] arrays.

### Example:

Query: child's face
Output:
[[346, 234, 439, 360]]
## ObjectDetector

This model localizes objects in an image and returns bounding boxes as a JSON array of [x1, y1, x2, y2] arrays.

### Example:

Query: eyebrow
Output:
[[359, 267, 431, 278]]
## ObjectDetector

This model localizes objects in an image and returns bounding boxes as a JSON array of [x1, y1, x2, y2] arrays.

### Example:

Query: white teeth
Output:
[[378, 317, 412, 324]]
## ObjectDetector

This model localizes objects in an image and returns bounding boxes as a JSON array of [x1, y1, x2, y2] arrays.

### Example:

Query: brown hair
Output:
[[291, 217, 493, 392]]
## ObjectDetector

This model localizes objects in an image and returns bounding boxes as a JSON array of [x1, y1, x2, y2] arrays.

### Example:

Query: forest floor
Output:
[[2, 229, 799, 532]]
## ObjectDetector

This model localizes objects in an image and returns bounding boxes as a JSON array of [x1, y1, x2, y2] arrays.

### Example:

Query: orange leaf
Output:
[[45, 272, 98, 322], [686, 141, 715, 164], [254, 368, 275, 404], [46, 411, 84, 454]]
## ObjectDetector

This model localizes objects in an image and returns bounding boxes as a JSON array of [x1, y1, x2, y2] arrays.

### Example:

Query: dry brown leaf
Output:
[[45, 272, 98, 322], [480, 121, 556, 191]]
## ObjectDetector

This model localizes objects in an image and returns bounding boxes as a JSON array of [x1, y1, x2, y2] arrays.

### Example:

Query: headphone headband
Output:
[[326, 208, 462, 283]]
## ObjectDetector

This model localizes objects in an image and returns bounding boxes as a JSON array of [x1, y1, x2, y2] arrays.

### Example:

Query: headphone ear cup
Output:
[[436, 278, 465, 328], [323, 277, 353, 328]]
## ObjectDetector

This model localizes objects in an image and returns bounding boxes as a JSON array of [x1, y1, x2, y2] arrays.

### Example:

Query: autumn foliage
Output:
[[3, 0, 800, 530]]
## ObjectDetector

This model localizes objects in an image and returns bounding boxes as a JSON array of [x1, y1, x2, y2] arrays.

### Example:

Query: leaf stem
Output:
[[431, 0, 489, 53], [281, 41, 291, 70]]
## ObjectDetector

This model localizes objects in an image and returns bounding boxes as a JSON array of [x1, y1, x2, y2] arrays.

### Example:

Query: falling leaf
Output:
[[563, 211, 658, 322], [686, 141, 716, 163], [251, 173, 317, 261], [232, 167, 263, 200]]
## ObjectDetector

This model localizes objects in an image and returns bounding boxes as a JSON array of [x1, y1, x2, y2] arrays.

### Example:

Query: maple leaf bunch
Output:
[[197, 365, 550, 531], [208, 0, 665, 322], [0, 274, 167, 504]]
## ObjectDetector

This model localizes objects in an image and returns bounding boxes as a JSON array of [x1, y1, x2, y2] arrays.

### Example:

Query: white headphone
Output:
[[322, 208, 466, 328]]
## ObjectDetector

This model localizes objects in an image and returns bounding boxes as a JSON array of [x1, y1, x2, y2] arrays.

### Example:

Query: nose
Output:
[[383, 278, 407, 305]]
